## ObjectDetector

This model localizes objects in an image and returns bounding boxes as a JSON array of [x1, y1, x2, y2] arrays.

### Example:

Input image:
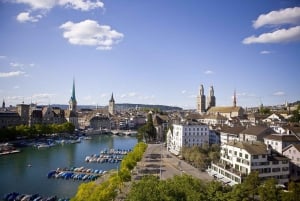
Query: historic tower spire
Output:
[[69, 78, 77, 111], [207, 85, 216, 110], [233, 89, 237, 107], [197, 84, 206, 113], [109, 93, 115, 115]]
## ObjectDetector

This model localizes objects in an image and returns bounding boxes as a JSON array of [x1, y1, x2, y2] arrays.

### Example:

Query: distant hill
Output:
[[115, 103, 182, 111], [49, 104, 182, 111]]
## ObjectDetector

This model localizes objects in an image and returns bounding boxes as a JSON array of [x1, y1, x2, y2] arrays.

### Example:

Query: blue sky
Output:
[[0, 0, 299, 109]]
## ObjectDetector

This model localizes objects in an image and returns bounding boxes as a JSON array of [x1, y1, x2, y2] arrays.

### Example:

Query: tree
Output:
[[126, 175, 162, 201], [258, 178, 280, 201], [243, 171, 260, 201], [137, 113, 157, 142]]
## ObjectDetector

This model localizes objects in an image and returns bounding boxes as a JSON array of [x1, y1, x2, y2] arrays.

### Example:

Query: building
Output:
[[65, 79, 79, 129], [196, 84, 206, 114], [108, 93, 115, 115], [219, 126, 245, 145], [207, 85, 216, 110], [264, 134, 300, 154], [210, 141, 290, 186], [282, 144, 300, 181], [239, 125, 274, 142], [0, 111, 21, 128], [89, 114, 111, 130], [167, 121, 209, 155], [16, 103, 30, 125]]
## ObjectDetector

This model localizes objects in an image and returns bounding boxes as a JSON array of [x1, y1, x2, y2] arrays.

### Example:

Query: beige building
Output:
[[210, 141, 290, 186]]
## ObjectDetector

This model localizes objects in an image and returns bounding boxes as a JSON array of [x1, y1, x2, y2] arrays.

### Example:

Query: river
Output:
[[0, 135, 137, 199]]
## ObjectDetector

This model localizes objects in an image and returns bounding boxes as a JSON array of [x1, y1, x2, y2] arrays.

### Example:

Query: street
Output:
[[133, 143, 213, 181]]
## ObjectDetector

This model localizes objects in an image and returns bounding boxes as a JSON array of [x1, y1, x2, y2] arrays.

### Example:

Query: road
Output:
[[133, 143, 213, 181]]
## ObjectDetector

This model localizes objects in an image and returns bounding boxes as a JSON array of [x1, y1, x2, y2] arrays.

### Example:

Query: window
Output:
[[282, 160, 288, 164], [253, 155, 258, 159], [239, 152, 242, 157], [282, 167, 289, 171], [262, 155, 266, 158], [234, 151, 237, 156], [245, 154, 248, 159], [272, 168, 280, 172], [272, 161, 279, 165]]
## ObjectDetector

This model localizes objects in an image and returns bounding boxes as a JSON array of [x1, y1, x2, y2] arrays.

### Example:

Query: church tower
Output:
[[233, 90, 237, 107], [207, 85, 216, 110], [69, 78, 77, 112], [108, 93, 115, 115], [2, 99, 5, 109], [197, 84, 206, 113], [66, 78, 79, 129]]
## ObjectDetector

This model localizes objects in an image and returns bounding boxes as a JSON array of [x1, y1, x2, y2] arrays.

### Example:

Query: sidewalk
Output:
[[133, 143, 213, 182]]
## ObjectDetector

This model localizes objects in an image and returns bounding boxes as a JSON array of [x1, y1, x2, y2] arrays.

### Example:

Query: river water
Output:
[[0, 135, 137, 199]]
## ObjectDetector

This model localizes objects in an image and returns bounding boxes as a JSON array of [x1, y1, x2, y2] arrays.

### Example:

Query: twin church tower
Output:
[[197, 84, 216, 113]]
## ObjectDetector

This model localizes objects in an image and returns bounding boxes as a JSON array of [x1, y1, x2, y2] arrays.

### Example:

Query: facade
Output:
[[206, 86, 216, 110], [0, 111, 21, 128], [108, 93, 115, 115], [198, 113, 227, 126], [16, 103, 30, 125], [89, 115, 110, 130], [196, 84, 206, 113], [264, 134, 300, 154], [210, 141, 290, 186], [219, 126, 245, 145], [207, 106, 245, 118], [239, 126, 274, 142], [167, 121, 209, 155], [66, 79, 79, 129], [282, 144, 300, 181]]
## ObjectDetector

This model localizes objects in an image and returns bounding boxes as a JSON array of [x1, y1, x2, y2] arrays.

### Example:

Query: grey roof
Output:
[[241, 126, 273, 136], [220, 126, 246, 135], [264, 134, 300, 142], [226, 141, 267, 155]]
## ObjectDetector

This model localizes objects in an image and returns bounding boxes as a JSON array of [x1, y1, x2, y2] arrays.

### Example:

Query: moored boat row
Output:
[[2, 192, 68, 201], [47, 167, 106, 181]]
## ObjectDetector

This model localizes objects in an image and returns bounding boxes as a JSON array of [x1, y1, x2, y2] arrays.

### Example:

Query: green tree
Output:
[[126, 175, 162, 201], [258, 178, 280, 201]]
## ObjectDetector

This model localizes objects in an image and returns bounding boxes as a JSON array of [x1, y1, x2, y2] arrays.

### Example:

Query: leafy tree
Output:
[[258, 178, 280, 201], [126, 175, 162, 201], [242, 171, 260, 201]]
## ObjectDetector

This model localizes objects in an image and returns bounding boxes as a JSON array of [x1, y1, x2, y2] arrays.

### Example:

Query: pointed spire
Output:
[[233, 89, 237, 107], [71, 78, 76, 101], [200, 84, 204, 96], [2, 99, 5, 109], [209, 86, 214, 97], [110, 93, 115, 102]]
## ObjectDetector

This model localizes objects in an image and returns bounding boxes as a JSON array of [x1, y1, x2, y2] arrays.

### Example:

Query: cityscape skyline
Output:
[[1, 0, 300, 109]]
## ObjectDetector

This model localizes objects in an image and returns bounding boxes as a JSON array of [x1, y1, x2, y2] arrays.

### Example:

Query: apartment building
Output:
[[209, 141, 289, 186], [167, 121, 209, 155]]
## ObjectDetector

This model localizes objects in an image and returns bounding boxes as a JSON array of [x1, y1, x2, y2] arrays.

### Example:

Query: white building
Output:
[[209, 141, 289, 186], [167, 121, 209, 155], [264, 134, 300, 154], [219, 126, 245, 145], [282, 144, 300, 181]]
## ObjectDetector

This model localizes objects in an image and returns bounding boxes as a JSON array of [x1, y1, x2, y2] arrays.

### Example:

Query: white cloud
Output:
[[0, 71, 25, 78], [260, 50, 272, 54], [10, 62, 24, 68], [14, 0, 104, 11], [0, 56, 7, 59], [253, 7, 300, 29], [60, 19, 124, 50], [16, 12, 42, 23], [13, 86, 20, 89], [273, 91, 285, 96], [181, 90, 187, 94], [243, 26, 300, 44], [204, 70, 214, 74]]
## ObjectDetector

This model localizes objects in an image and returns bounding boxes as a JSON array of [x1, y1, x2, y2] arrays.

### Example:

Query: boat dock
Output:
[[47, 167, 107, 181]]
